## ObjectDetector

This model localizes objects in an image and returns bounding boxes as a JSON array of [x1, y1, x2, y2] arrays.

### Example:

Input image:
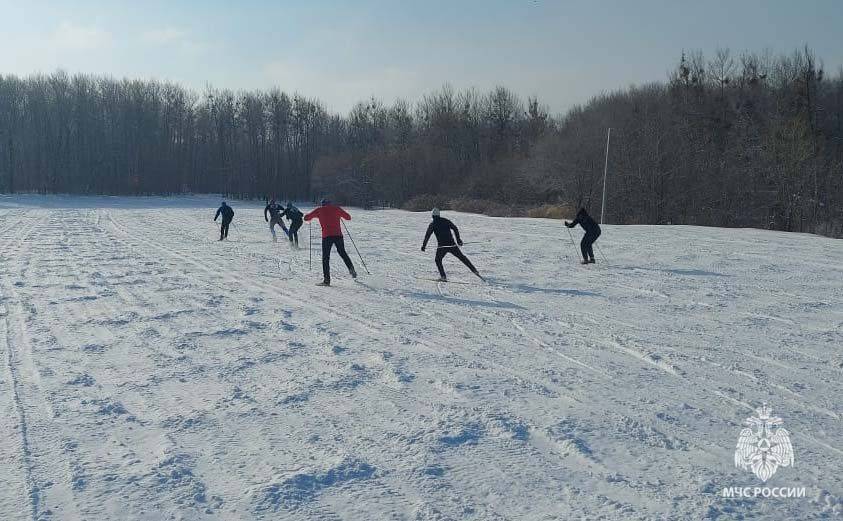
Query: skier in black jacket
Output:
[[421, 208, 483, 281], [264, 198, 289, 242], [565, 208, 601, 264], [214, 201, 234, 241], [281, 202, 304, 248]]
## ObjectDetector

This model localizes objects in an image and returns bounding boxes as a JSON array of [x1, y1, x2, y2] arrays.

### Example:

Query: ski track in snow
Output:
[[0, 195, 841, 520]]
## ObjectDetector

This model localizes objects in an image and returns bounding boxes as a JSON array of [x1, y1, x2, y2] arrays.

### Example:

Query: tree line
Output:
[[0, 46, 841, 236], [0, 73, 326, 198], [543, 47, 843, 237]]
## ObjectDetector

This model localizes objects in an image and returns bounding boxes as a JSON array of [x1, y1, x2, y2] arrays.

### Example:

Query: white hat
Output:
[[432, 208, 440, 217]]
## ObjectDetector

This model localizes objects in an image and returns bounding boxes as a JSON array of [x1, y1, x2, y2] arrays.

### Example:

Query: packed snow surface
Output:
[[0, 195, 841, 520]]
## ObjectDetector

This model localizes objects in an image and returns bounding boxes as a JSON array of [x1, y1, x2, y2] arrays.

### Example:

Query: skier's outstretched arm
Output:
[[421, 224, 434, 251], [339, 208, 351, 220], [565, 216, 579, 228], [214, 208, 222, 221], [304, 208, 319, 222], [264, 205, 270, 222], [450, 222, 463, 245]]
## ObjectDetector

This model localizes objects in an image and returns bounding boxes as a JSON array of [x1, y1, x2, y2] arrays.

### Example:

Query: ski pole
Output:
[[436, 241, 488, 249], [565, 226, 580, 260], [308, 221, 312, 271], [566, 227, 578, 248], [341, 220, 370, 275], [595, 243, 609, 263]]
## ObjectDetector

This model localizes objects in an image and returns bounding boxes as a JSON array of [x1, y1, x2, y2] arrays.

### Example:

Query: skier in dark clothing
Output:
[[421, 208, 483, 281], [264, 198, 289, 242], [214, 201, 234, 241], [304, 199, 357, 286], [565, 208, 601, 264], [281, 202, 304, 248]]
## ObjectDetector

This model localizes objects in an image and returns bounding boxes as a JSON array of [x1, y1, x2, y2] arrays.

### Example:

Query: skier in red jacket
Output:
[[304, 199, 357, 286]]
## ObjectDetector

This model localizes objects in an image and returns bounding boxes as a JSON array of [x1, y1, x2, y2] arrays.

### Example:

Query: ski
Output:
[[414, 277, 476, 285]]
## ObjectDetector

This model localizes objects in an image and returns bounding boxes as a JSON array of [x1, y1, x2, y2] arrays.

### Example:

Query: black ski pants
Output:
[[435, 246, 477, 278], [581, 228, 601, 261], [289, 219, 303, 246], [220, 218, 232, 240], [322, 236, 355, 282]]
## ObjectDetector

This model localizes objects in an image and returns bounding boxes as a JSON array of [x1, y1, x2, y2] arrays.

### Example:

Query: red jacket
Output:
[[304, 204, 351, 238]]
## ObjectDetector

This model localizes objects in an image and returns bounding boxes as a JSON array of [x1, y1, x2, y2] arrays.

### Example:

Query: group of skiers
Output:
[[213, 199, 602, 286], [264, 199, 304, 247]]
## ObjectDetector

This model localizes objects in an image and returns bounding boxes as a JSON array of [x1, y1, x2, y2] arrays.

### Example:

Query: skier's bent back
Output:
[[421, 208, 482, 281], [214, 201, 234, 241], [282, 202, 304, 248], [565, 208, 601, 264], [304, 199, 357, 286]]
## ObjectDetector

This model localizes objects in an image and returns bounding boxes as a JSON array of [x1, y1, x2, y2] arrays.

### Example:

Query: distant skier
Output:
[[281, 202, 304, 248], [214, 201, 234, 241], [421, 208, 483, 282], [565, 208, 601, 264], [264, 198, 289, 242], [304, 199, 357, 286]]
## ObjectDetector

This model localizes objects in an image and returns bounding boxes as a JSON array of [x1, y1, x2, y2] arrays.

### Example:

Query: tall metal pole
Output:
[[600, 127, 611, 225]]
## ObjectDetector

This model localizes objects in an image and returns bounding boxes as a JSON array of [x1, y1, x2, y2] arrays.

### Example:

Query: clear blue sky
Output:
[[3, 0, 842, 115]]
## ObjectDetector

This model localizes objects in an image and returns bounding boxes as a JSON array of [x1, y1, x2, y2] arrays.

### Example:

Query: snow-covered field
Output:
[[0, 194, 841, 520]]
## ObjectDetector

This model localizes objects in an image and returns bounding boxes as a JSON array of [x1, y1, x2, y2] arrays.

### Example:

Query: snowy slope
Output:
[[0, 194, 841, 520]]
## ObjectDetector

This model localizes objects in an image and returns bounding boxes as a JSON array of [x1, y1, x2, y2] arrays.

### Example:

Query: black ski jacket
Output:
[[215, 204, 234, 222], [264, 203, 282, 222], [566, 209, 600, 235], [422, 216, 462, 249], [281, 205, 304, 223]]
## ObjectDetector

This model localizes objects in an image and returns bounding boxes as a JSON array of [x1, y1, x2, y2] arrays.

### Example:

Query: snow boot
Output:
[[350, 268, 358, 279], [316, 280, 330, 287]]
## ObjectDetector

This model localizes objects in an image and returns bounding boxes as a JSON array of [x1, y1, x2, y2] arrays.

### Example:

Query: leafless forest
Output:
[[1, 47, 841, 235]]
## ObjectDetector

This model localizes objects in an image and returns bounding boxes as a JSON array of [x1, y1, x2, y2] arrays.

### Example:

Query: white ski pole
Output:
[[595, 244, 609, 263], [566, 227, 578, 248]]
